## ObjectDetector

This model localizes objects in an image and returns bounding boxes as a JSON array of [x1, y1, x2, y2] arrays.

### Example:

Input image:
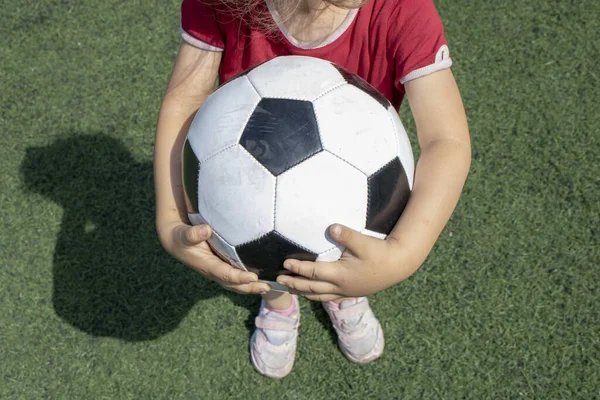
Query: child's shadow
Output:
[[21, 133, 262, 341]]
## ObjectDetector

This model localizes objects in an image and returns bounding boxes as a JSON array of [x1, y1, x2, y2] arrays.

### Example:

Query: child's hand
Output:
[[276, 224, 415, 301], [160, 222, 271, 295]]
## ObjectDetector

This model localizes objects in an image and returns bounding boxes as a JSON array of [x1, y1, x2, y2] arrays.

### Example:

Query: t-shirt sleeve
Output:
[[389, 0, 452, 86], [180, 0, 225, 51]]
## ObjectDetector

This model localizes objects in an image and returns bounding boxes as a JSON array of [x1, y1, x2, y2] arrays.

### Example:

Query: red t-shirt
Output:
[[180, 0, 452, 109]]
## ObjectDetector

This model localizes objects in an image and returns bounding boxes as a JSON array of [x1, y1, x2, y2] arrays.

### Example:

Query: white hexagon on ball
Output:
[[188, 76, 261, 163], [274, 151, 368, 254], [198, 145, 276, 247], [314, 84, 398, 176], [247, 56, 347, 101]]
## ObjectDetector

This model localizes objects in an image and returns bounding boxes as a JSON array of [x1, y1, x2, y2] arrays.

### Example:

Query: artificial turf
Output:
[[1, 0, 598, 398]]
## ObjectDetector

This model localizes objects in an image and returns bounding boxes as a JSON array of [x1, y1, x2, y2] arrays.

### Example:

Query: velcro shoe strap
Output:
[[255, 316, 298, 331], [330, 300, 371, 321]]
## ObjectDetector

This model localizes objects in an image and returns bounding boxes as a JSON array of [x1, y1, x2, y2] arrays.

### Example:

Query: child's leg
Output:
[[262, 290, 293, 310]]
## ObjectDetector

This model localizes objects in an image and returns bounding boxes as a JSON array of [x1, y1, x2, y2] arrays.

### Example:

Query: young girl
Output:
[[154, 0, 471, 378]]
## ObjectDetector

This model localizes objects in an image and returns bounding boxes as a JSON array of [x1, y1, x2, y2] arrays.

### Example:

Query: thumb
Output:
[[329, 224, 370, 258], [182, 224, 212, 246]]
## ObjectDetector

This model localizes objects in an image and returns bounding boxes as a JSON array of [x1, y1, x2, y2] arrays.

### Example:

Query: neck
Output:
[[272, 0, 346, 18], [272, 0, 351, 43], [303, 0, 328, 13]]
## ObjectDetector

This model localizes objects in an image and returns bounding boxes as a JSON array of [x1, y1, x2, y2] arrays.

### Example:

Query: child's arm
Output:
[[277, 69, 471, 300], [155, 42, 271, 294], [387, 68, 471, 276]]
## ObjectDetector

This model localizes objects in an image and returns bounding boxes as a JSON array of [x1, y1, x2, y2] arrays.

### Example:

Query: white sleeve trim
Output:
[[180, 27, 224, 52], [399, 45, 452, 85]]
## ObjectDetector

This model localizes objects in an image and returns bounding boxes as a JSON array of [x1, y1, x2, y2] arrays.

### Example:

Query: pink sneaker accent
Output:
[[250, 295, 300, 378], [322, 297, 384, 364]]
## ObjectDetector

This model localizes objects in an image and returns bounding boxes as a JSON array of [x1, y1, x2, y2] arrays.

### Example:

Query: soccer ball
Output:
[[182, 56, 414, 291]]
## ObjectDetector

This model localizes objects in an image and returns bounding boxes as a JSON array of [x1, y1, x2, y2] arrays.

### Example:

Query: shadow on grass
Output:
[[308, 302, 339, 345], [21, 133, 261, 341]]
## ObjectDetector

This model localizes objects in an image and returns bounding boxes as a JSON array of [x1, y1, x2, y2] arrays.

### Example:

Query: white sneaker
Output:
[[250, 295, 300, 378], [322, 297, 384, 364]]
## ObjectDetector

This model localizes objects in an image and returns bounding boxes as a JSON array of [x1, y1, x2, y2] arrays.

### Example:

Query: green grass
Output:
[[1, 0, 599, 398]]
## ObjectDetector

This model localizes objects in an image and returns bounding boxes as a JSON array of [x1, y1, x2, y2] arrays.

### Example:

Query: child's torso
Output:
[[216, 0, 404, 108]]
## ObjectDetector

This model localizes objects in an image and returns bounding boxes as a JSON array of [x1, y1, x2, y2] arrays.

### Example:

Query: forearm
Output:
[[153, 43, 221, 247], [154, 96, 207, 238], [388, 137, 471, 280]]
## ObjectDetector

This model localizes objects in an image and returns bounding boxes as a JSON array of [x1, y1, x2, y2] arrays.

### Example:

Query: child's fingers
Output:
[[210, 263, 259, 285], [276, 275, 338, 296], [282, 259, 341, 283], [221, 281, 271, 295], [183, 247, 255, 283], [329, 224, 372, 260], [181, 224, 211, 246], [205, 261, 270, 294], [295, 293, 342, 302]]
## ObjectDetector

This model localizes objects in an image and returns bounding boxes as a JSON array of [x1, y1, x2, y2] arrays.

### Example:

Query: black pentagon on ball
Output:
[[182, 139, 200, 213], [332, 64, 390, 109], [236, 231, 318, 282], [366, 157, 411, 235], [240, 98, 322, 176]]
